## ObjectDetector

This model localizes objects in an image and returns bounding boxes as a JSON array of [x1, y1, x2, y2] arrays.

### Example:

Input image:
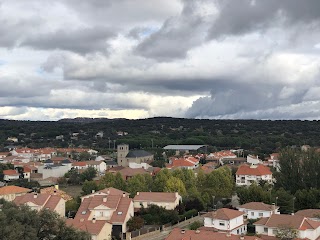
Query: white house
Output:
[[203, 208, 247, 235], [238, 202, 280, 219], [3, 169, 20, 181], [236, 164, 273, 186], [86, 160, 106, 173], [254, 214, 320, 240], [133, 192, 182, 211]]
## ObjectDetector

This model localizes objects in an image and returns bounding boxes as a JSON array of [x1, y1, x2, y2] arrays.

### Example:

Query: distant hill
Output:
[[58, 117, 125, 123]]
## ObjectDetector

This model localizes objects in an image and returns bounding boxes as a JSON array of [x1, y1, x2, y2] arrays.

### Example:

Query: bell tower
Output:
[[117, 144, 129, 166]]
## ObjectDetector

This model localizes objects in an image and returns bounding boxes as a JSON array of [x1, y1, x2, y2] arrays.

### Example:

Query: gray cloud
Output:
[[135, 0, 210, 60], [207, 0, 320, 39], [2, 0, 320, 120], [23, 27, 116, 54]]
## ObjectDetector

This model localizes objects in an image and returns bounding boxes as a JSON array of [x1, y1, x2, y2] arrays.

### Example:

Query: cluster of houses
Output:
[[166, 202, 320, 240], [0, 184, 182, 239]]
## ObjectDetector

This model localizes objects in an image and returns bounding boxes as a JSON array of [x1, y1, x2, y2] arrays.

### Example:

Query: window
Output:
[[219, 221, 225, 226], [100, 212, 104, 217], [272, 229, 278, 235], [264, 227, 268, 233], [237, 229, 239, 234], [259, 212, 263, 217], [251, 212, 254, 216]]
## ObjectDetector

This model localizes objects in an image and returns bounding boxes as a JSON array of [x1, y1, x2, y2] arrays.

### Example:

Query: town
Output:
[[0, 131, 320, 240]]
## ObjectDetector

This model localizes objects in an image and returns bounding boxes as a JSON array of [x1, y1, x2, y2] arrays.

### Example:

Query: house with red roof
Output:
[[70, 192, 134, 239], [14, 192, 65, 217], [236, 164, 273, 186], [166, 156, 199, 170], [202, 208, 247, 235], [238, 202, 280, 219], [254, 214, 320, 240], [165, 228, 262, 240], [0, 186, 31, 201], [81, 187, 130, 201], [133, 192, 182, 211], [3, 169, 20, 181], [66, 218, 112, 240]]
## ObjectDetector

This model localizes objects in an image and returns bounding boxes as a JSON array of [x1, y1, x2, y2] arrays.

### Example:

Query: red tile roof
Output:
[[133, 192, 179, 203], [82, 187, 129, 199], [66, 219, 108, 235], [166, 158, 196, 168], [72, 162, 87, 167], [254, 214, 320, 230], [209, 150, 237, 159], [0, 186, 31, 195], [75, 195, 132, 224], [166, 228, 262, 240], [204, 208, 244, 220], [3, 169, 19, 176], [239, 202, 278, 211], [295, 209, 320, 219], [236, 164, 272, 176]]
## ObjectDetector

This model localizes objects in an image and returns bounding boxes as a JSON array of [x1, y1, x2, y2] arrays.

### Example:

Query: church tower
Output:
[[117, 144, 129, 166]]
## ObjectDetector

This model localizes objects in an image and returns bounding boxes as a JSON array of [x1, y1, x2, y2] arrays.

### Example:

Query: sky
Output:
[[1, 0, 320, 121]]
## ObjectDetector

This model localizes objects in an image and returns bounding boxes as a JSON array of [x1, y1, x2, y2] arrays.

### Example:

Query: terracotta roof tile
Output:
[[295, 209, 320, 219], [236, 164, 272, 176], [43, 195, 62, 211], [0, 186, 31, 195], [254, 214, 320, 230], [75, 195, 132, 224], [3, 169, 19, 176], [166, 228, 262, 240], [204, 208, 244, 220], [134, 192, 179, 203], [66, 219, 107, 235], [72, 162, 87, 167], [239, 202, 278, 211]]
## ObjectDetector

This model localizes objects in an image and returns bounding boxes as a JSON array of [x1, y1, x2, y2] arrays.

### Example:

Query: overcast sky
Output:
[[1, 0, 320, 120]]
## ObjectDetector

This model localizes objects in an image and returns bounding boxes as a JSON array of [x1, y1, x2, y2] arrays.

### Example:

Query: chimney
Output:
[[53, 190, 57, 195], [226, 232, 231, 237], [103, 197, 107, 202], [92, 218, 96, 223], [181, 229, 185, 234], [271, 203, 276, 213], [92, 190, 95, 194], [136, 192, 139, 196], [195, 230, 200, 234], [240, 234, 245, 240], [123, 192, 126, 198], [54, 184, 59, 190], [107, 190, 110, 195], [33, 193, 38, 198], [80, 218, 84, 222]]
